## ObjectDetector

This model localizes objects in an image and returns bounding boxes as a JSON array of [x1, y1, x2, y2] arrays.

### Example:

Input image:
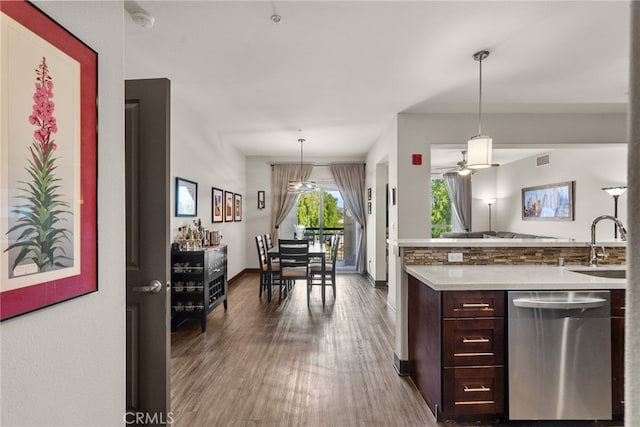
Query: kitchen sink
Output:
[[569, 269, 626, 279]]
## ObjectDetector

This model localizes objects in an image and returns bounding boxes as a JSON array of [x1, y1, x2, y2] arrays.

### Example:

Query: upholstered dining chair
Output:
[[263, 233, 274, 250], [278, 239, 311, 305], [256, 234, 281, 299], [310, 234, 339, 301]]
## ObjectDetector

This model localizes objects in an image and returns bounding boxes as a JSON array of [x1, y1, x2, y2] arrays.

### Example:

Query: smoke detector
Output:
[[130, 9, 155, 28]]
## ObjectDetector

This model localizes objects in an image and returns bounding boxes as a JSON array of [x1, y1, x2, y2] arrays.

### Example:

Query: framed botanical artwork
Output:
[[522, 181, 575, 221], [1, 1, 98, 321], [224, 191, 234, 222], [234, 193, 242, 222], [212, 187, 223, 223], [175, 177, 197, 217]]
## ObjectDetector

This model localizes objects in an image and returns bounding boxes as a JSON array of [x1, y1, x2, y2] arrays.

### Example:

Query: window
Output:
[[431, 177, 452, 237]]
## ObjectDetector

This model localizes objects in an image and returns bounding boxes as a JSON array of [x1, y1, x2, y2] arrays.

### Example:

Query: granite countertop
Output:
[[388, 238, 626, 248], [405, 264, 626, 291]]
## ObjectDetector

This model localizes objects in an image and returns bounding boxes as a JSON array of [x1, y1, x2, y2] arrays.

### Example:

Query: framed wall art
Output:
[[175, 177, 197, 217], [1, 1, 98, 320], [522, 181, 575, 221], [224, 191, 234, 222], [212, 187, 223, 223], [257, 190, 265, 209], [234, 193, 242, 222]]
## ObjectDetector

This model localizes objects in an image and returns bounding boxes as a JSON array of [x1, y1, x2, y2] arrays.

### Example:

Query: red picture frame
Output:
[[1, 1, 98, 320]]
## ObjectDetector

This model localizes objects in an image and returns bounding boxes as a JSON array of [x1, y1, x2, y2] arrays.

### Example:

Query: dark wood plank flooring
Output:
[[170, 272, 623, 427]]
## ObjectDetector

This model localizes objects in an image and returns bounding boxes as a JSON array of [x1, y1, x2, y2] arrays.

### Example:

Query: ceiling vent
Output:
[[536, 153, 550, 167]]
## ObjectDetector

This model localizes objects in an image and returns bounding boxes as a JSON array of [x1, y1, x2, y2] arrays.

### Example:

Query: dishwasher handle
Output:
[[512, 297, 606, 310]]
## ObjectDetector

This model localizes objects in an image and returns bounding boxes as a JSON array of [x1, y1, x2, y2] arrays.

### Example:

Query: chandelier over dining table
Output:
[[288, 138, 316, 193]]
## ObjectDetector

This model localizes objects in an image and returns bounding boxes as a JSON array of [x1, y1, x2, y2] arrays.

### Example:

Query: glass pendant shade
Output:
[[466, 135, 493, 169], [602, 186, 627, 197]]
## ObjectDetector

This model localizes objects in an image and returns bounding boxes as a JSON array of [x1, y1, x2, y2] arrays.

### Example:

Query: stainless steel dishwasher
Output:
[[508, 291, 611, 420]]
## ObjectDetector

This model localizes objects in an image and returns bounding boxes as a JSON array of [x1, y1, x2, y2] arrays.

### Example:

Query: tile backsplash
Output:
[[404, 246, 626, 266]]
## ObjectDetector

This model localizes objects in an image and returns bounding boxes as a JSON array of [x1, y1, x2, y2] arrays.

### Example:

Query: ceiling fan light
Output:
[[467, 136, 492, 169], [457, 168, 472, 176]]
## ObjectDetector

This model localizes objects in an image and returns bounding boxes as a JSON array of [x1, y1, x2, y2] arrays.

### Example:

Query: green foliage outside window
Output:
[[431, 178, 452, 238], [297, 192, 343, 228]]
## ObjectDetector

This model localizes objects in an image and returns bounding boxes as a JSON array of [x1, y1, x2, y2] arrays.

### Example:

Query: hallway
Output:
[[170, 273, 434, 426]]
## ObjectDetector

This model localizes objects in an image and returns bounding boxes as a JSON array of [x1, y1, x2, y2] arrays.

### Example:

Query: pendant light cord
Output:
[[478, 55, 483, 136]]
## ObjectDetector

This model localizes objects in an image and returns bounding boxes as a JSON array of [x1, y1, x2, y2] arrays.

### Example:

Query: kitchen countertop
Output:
[[389, 238, 626, 248], [405, 264, 626, 291]]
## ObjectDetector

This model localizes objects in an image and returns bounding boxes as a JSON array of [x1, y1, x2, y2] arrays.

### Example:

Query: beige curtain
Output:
[[270, 164, 312, 240], [443, 172, 472, 232], [330, 164, 367, 274]]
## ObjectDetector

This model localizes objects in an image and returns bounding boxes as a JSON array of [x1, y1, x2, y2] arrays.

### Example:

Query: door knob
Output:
[[132, 279, 163, 293]]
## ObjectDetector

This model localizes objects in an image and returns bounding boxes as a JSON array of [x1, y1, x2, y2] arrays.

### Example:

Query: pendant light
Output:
[[287, 138, 316, 193], [467, 50, 493, 169]]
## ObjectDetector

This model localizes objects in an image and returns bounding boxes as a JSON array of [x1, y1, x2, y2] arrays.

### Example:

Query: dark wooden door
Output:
[[125, 78, 171, 426]]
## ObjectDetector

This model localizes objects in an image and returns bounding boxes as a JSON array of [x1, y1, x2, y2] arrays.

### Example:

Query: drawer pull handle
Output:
[[454, 352, 494, 357], [462, 337, 489, 343], [464, 385, 491, 393], [462, 303, 490, 308], [455, 400, 495, 405], [620, 306, 625, 310]]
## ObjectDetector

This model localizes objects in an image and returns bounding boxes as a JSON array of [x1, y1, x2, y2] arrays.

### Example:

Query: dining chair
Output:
[[264, 233, 274, 250], [278, 239, 311, 305], [310, 234, 339, 301], [256, 234, 281, 299]]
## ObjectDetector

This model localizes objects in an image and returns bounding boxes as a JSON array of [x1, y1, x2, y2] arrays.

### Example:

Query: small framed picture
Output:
[[257, 190, 265, 209], [224, 191, 234, 222], [367, 187, 372, 201], [234, 193, 242, 222], [176, 177, 198, 217], [368, 201, 372, 214], [212, 187, 223, 223]]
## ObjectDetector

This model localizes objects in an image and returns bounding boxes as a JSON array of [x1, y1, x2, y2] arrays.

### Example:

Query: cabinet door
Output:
[[611, 316, 624, 418]]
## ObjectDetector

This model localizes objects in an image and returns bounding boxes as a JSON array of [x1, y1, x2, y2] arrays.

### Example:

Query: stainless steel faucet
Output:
[[590, 215, 627, 267]]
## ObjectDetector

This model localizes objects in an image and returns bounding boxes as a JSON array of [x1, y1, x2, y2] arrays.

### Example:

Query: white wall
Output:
[[1, 2, 125, 425], [244, 155, 364, 271], [170, 97, 246, 279], [472, 145, 628, 241], [365, 118, 394, 300]]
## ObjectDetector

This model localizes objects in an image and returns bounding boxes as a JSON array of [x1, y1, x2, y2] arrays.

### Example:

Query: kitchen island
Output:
[[405, 263, 626, 422]]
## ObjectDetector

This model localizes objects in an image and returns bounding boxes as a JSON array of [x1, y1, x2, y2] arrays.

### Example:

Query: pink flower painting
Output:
[[5, 57, 72, 275]]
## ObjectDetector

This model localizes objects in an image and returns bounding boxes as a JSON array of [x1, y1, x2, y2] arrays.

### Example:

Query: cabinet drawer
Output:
[[443, 319, 504, 367], [443, 291, 504, 318], [443, 366, 504, 418], [611, 289, 625, 317]]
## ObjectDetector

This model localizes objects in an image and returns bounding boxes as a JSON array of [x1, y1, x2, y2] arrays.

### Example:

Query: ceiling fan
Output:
[[434, 150, 499, 176]]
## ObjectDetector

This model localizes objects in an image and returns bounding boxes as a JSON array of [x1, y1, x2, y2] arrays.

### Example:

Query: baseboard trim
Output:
[[228, 268, 258, 286], [393, 353, 409, 376], [366, 272, 388, 288]]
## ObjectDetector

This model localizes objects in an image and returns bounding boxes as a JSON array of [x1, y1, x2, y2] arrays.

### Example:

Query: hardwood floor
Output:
[[170, 272, 435, 426], [170, 273, 622, 427]]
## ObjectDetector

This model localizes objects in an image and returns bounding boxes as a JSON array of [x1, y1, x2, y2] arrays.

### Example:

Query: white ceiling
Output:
[[124, 1, 630, 163]]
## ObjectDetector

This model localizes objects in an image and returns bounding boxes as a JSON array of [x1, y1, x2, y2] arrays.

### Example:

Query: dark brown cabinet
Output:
[[171, 245, 227, 332], [408, 275, 505, 421], [611, 289, 625, 420]]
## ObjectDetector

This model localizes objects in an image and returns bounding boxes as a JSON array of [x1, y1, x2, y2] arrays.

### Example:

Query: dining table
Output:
[[266, 242, 327, 303]]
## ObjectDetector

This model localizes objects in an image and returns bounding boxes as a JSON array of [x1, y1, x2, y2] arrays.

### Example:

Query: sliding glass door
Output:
[[294, 188, 357, 271]]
